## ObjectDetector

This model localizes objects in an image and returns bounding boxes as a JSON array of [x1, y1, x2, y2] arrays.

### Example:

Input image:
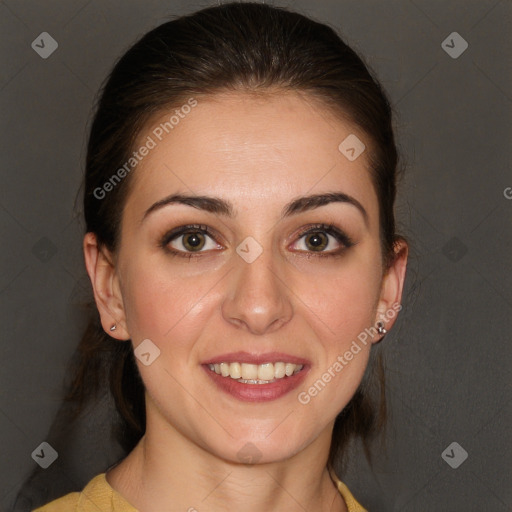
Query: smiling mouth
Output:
[[207, 362, 304, 384]]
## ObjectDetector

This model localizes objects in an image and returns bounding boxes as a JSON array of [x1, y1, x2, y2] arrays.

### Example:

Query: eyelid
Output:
[[159, 222, 354, 257], [160, 224, 222, 245], [291, 223, 355, 251]]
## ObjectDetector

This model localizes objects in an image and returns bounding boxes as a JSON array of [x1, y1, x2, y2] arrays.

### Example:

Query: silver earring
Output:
[[109, 324, 117, 332], [376, 321, 387, 335]]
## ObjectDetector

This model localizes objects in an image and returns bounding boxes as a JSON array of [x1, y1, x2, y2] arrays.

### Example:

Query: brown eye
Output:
[[160, 224, 222, 257], [291, 223, 355, 257], [181, 231, 206, 251], [304, 232, 328, 251]]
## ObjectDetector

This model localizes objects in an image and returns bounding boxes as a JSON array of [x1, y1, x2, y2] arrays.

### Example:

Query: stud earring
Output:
[[109, 324, 117, 332], [376, 321, 387, 335]]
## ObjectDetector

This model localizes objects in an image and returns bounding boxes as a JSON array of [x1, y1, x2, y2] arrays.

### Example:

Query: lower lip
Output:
[[202, 365, 309, 402]]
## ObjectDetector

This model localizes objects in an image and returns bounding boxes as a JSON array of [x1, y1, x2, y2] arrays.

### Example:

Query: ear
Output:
[[374, 238, 408, 341], [83, 232, 130, 340]]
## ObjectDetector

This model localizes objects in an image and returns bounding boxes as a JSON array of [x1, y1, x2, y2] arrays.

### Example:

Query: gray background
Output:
[[1, 0, 511, 510]]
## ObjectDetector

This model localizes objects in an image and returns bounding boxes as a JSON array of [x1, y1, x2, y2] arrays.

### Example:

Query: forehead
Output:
[[125, 90, 379, 224]]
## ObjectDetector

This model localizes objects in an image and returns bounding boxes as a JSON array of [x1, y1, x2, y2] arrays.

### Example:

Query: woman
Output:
[[34, 2, 407, 511]]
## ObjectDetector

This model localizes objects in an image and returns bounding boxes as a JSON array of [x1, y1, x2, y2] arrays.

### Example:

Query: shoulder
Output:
[[330, 470, 368, 512], [33, 469, 365, 512], [336, 480, 368, 512], [32, 473, 137, 512], [32, 490, 80, 512]]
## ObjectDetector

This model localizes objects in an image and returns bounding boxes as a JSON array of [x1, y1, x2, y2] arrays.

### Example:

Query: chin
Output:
[[207, 425, 315, 466]]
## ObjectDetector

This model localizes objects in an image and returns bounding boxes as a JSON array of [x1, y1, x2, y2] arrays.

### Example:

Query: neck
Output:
[[106, 405, 347, 511]]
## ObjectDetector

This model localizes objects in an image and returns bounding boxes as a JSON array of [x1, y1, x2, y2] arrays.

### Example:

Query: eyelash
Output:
[[159, 223, 355, 260]]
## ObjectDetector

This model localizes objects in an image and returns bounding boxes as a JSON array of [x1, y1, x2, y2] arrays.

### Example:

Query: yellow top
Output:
[[33, 471, 367, 512]]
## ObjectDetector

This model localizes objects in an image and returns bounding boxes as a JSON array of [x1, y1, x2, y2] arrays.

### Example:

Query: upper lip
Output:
[[202, 351, 310, 366]]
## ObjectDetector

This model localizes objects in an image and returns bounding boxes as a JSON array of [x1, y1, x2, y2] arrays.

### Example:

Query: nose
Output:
[[221, 244, 293, 335]]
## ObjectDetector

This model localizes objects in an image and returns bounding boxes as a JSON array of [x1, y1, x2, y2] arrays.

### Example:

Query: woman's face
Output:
[[98, 90, 405, 464]]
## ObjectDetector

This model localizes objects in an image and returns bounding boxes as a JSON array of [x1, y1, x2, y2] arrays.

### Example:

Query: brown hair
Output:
[[66, 1, 402, 474]]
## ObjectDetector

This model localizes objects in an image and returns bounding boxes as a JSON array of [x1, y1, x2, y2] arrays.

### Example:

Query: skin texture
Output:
[[84, 90, 407, 512]]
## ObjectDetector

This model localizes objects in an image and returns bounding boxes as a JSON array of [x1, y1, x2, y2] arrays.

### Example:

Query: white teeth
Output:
[[274, 362, 286, 378], [208, 361, 304, 382], [285, 363, 295, 376], [229, 362, 241, 379], [241, 363, 258, 380], [258, 363, 274, 381], [220, 363, 230, 377]]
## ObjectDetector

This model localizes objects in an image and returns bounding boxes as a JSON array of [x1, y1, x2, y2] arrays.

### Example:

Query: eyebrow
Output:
[[142, 191, 368, 225]]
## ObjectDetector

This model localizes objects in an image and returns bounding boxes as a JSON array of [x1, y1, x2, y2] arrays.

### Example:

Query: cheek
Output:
[[295, 254, 382, 343], [120, 258, 216, 346], [294, 259, 380, 414], [121, 266, 167, 337]]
